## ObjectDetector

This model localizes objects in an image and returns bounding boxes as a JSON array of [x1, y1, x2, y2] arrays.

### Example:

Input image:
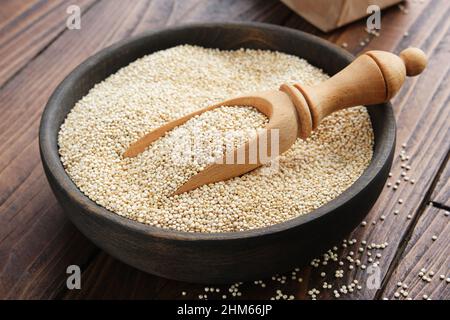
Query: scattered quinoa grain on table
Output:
[[58, 45, 374, 233]]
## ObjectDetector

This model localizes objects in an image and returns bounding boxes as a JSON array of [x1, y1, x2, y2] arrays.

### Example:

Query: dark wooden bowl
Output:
[[39, 23, 395, 284]]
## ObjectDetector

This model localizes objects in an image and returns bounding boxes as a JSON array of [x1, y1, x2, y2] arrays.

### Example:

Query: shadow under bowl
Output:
[[39, 22, 395, 284]]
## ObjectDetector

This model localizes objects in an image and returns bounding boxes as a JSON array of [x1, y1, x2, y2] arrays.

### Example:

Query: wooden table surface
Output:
[[1, 0, 449, 300]]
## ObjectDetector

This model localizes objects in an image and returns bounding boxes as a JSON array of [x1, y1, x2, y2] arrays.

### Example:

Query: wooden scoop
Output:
[[124, 48, 427, 194]]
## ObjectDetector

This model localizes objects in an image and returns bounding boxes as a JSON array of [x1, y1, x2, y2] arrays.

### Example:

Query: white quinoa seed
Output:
[[58, 45, 374, 233]]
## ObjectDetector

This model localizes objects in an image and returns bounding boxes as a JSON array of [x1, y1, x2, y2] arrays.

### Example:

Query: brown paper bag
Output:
[[281, 0, 403, 32]]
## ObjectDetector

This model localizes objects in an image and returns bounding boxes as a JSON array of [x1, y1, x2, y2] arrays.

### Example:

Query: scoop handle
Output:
[[282, 48, 427, 136]]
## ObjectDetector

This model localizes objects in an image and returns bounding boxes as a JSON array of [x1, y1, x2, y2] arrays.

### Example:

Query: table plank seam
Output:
[[432, 202, 450, 212]]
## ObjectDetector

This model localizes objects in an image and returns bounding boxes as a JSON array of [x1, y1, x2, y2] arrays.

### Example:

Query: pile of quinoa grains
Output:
[[58, 45, 374, 233]]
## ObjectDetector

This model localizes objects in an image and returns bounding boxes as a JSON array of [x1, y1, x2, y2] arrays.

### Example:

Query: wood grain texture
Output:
[[0, 0, 97, 87], [0, 0, 41, 31], [1, 0, 449, 299], [431, 158, 450, 209], [380, 205, 449, 300]]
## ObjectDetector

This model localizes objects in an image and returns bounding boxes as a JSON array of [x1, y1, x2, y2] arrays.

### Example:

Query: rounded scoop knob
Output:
[[400, 47, 428, 76]]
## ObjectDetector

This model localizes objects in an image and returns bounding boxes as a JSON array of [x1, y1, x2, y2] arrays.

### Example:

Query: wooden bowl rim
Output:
[[39, 22, 396, 242]]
